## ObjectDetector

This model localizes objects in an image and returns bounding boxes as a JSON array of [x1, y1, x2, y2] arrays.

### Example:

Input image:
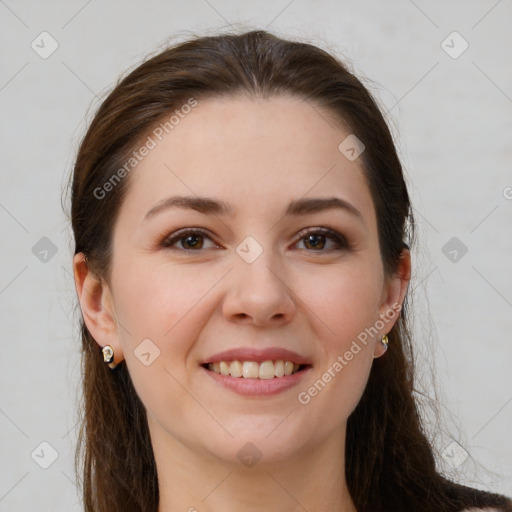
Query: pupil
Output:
[[184, 235, 201, 249], [307, 235, 324, 249]]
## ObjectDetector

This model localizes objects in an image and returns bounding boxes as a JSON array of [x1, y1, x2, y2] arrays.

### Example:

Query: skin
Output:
[[73, 94, 411, 512]]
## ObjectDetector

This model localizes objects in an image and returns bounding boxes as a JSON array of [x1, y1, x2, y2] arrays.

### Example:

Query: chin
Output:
[[197, 418, 314, 468]]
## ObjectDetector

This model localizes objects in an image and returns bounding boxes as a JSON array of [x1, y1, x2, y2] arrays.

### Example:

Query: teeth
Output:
[[242, 361, 259, 379], [220, 361, 230, 376], [258, 361, 275, 380], [229, 360, 243, 378], [274, 360, 285, 377], [207, 360, 303, 378]]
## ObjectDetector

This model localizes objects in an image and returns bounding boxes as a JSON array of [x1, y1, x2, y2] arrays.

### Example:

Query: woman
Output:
[[68, 29, 512, 512]]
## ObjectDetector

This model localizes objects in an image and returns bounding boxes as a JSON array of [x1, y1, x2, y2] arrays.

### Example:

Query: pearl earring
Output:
[[102, 345, 118, 370]]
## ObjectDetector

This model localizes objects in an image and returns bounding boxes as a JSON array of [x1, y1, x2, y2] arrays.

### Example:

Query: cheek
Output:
[[112, 258, 221, 345], [291, 263, 380, 413], [110, 260, 218, 433], [293, 261, 382, 344]]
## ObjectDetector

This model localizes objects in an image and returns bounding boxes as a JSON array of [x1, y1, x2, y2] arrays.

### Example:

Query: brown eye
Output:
[[178, 233, 204, 250], [161, 229, 218, 251], [303, 233, 327, 250], [296, 228, 349, 252]]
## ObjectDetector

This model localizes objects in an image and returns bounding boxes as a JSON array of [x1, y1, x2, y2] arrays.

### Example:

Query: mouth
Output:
[[201, 360, 311, 379]]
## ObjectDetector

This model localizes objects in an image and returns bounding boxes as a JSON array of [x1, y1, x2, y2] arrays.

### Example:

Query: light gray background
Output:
[[1, 1, 511, 510]]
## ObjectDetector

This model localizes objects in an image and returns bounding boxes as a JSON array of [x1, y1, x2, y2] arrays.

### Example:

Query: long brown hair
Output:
[[67, 29, 512, 512]]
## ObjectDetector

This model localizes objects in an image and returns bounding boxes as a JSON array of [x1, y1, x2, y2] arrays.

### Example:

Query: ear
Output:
[[72, 253, 124, 366], [373, 247, 411, 358]]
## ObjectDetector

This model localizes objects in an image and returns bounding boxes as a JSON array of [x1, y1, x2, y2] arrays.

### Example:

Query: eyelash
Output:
[[160, 227, 350, 253]]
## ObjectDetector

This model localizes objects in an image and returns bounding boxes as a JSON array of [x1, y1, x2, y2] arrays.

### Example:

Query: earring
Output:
[[102, 345, 118, 370], [373, 334, 389, 359]]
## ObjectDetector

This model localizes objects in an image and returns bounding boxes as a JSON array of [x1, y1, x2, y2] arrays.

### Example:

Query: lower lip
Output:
[[200, 365, 311, 396]]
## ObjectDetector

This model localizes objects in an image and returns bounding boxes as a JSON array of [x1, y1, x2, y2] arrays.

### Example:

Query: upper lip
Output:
[[202, 347, 312, 365]]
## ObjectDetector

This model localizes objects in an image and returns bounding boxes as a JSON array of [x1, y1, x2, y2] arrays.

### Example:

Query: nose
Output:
[[221, 250, 297, 327]]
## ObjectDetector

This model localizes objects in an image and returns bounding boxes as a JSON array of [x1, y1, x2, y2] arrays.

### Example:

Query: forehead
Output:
[[118, 94, 376, 226]]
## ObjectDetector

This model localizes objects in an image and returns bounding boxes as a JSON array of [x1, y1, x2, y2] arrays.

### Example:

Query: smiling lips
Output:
[[201, 347, 311, 380], [207, 360, 302, 379]]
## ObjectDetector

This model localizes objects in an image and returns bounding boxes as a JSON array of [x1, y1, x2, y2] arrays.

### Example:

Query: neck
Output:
[[153, 425, 357, 512]]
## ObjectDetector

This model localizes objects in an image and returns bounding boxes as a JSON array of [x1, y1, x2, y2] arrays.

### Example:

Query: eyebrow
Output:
[[144, 195, 366, 225]]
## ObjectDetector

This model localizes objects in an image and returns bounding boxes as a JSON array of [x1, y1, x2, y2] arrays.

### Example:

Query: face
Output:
[[77, 94, 409, 469]]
